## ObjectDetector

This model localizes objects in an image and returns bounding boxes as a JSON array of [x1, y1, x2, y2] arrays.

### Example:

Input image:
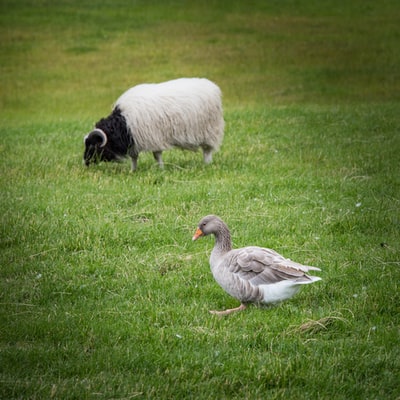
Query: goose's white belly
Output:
[[259, 281, 302, 304]]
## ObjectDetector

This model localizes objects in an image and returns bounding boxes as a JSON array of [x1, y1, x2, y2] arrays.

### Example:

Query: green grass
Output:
[[1, 1, 400, 399]]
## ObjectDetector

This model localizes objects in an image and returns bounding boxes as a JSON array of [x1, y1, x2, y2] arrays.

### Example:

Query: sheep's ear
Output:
[[85, 129, 108, 147]]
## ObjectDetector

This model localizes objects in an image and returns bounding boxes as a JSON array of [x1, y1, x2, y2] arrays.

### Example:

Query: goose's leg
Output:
[[209, 303, 247, 316]]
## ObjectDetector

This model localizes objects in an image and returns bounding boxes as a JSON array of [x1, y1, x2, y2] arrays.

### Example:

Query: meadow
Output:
[[1, 0, 400, 399]]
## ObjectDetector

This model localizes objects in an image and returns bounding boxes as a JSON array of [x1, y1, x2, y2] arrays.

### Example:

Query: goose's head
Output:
[[192, 215, 226, 240]]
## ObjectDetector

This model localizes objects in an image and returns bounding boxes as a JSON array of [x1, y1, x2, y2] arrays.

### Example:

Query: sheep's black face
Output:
[[83, 109, 130, 167], [84, 143, 101, 165], [83, 143, 120, 166], [83, 130, 119, 166]]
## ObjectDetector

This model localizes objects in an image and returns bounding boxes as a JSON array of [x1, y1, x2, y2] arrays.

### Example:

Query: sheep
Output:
[[83, 78, 224, 171]]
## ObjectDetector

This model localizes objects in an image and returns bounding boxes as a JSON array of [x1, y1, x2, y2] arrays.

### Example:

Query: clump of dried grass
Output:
[[290, 312, 351, 335]]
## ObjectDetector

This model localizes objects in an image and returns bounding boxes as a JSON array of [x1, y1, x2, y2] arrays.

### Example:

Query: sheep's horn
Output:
[[85, 128, 108, 147]]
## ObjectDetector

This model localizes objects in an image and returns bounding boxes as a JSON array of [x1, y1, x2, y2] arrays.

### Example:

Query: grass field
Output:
[[1, 1, 400, 399]]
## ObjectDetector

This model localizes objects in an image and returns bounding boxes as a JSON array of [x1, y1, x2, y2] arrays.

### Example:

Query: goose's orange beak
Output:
[[192, 227, 204, 241]]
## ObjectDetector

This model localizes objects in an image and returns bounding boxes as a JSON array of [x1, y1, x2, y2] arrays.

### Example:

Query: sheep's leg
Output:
[[130, 157, 138, 171], [128, 147, 139, 171], [202, 146, 213, 164], [153, 151, 164, 168]]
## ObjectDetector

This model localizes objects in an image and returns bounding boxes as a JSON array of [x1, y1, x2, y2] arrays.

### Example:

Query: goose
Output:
[[192, 215, 322, 316]]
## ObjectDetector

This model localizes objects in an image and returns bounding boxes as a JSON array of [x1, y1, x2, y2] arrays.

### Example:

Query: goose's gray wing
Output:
[[233, 246, 320, 285]]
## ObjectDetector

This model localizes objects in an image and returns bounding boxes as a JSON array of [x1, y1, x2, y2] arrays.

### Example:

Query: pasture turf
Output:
[[1, 1, 399, 399]]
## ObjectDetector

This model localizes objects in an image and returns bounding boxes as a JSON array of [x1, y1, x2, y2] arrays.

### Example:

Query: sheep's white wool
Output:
[[115, 78, 224, 153]]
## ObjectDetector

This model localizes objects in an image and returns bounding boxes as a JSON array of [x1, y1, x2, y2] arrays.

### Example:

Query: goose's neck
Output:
[[209, 221, 232, 270], [213, 224, 232, 255]]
